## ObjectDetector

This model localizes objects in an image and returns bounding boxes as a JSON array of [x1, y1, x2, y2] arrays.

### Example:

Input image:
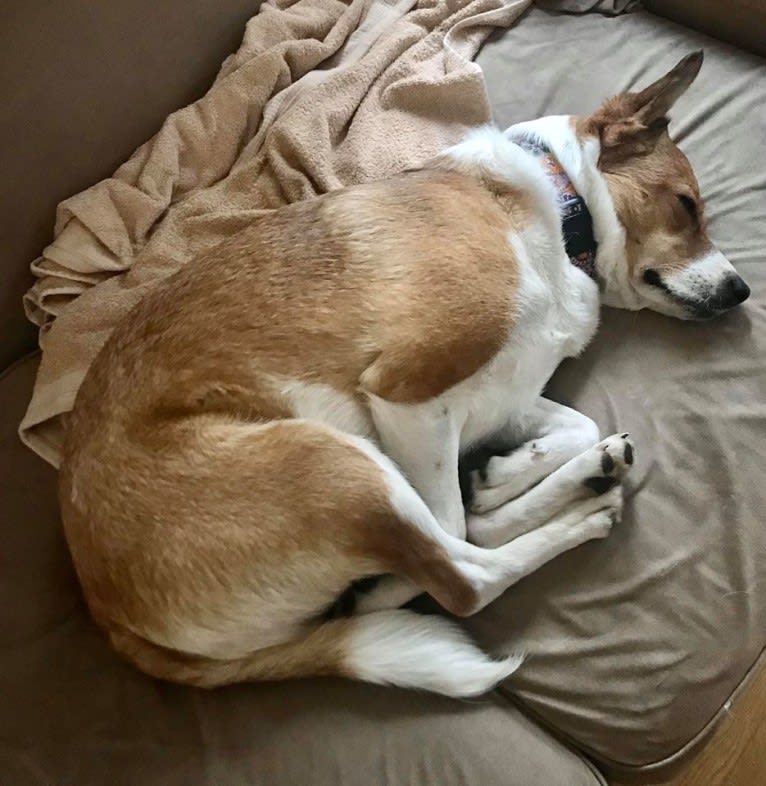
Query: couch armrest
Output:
[[645, 1, 766, 58]]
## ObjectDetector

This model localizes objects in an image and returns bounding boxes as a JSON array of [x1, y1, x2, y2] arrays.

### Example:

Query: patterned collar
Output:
[[514, 136, 599, 282]]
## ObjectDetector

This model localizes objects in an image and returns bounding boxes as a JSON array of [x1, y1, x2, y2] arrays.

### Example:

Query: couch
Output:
[[2, 2, 764, 784]]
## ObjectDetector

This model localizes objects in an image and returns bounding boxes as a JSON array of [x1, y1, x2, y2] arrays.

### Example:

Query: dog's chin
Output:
[[657, 298, 732, 322], [678, 292, 748, 321], [641, 290, 741, 322], [683, 302, 730, 321]]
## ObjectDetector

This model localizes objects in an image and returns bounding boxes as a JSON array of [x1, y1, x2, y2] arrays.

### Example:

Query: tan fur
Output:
[[578, 52, 713, 282], [61, 416, 479, 625], [60, 165, 520, 684], [92, 168, 522, 418], [108, 618, 354, 689], [600, 131, 710, 278]]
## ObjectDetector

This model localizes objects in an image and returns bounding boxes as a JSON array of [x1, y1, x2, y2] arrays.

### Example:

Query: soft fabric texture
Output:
[[21, 0, 539, 466], [0, 0, 261, 372], [537, 0, 639, 13]]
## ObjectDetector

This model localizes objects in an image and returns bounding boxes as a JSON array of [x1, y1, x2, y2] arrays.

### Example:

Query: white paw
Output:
[[578, 433, 634, 495], [566, 484, 624, 538], [577, 508, 619, 540]]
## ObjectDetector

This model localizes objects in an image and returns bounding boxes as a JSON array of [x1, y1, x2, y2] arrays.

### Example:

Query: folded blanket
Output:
[[21, 0, 636, 467]]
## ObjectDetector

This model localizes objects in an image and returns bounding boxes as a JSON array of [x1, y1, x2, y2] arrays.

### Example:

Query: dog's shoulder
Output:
[[329, 166, 524, 404]]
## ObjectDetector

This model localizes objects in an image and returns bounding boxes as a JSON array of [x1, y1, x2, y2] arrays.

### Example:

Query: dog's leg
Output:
[[107, 421, 622, 698], [366, 392, 466, 539], [368, 442, 625, 616], [357, 488, 620, 615], [468, 434, 634, 548], [460, 487, 624, 605], [467, 398, 600, 512], [352, 394, 466, 614]]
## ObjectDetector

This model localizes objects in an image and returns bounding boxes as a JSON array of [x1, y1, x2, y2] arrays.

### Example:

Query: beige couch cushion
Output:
[[467, 6, 766, 776]]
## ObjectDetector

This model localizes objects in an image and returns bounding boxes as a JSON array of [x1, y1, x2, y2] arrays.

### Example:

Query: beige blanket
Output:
[[20, 0, 630, 467]]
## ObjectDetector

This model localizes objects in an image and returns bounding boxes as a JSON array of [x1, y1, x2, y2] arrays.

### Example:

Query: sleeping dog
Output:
[[60, 51, 749, 697]]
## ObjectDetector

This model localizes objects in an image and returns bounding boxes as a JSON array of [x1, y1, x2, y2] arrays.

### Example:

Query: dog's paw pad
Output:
[[583, 433, 634, 495], [584, 475, 619, 495], [623, 441, 634, 466]]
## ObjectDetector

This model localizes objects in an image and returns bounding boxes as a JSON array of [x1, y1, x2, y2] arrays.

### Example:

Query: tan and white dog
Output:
[[60, 52, 749, 697]]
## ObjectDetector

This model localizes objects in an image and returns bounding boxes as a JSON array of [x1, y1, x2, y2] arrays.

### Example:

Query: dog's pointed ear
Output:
[[633, 50, 703, 125], [586, 51, 703, 158]]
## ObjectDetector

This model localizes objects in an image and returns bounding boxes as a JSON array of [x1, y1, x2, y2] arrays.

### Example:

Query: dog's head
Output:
[[583, 51, 749, 319]]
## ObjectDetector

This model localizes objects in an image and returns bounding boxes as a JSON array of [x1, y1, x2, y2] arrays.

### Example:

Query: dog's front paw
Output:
[[582, 433, 634, 495], [566, 484, 625, 541], [578, 507, 620, 540]]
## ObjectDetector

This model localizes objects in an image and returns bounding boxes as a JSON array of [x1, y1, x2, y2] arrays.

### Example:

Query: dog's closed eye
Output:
[[677, 193, 698, 221]]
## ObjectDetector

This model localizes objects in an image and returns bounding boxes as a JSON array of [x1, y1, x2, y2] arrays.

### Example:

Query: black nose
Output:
[[720, 274, 751, 308]]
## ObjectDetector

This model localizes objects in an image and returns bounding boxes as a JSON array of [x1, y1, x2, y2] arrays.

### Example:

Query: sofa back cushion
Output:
[[646, 0, 766, 58], [0, 0, 260, 371]]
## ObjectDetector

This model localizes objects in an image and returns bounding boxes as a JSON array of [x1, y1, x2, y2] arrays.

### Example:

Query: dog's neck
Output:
[[513, 135, 599, 281], [505, 116, 641, 310]]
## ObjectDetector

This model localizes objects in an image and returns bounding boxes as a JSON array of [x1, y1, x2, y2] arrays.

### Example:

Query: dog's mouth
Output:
[[642, 268, 750, 320]]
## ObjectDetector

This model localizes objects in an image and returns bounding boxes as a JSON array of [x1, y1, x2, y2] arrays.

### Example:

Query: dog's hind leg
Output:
[[106, 419, 621, 696], [104, 420, 532, 697], [362, 433, 625, 617], [346, 435, 624, 625]]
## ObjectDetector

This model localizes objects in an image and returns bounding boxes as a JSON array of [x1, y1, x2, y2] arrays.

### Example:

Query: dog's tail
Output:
[[110, 609, 522, 697]]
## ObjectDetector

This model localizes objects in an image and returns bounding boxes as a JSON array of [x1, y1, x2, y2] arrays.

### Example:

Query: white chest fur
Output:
[[458, 239, 599, 450]]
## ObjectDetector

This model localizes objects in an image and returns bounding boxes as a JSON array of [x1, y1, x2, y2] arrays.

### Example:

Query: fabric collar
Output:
[[514, 136, 599, 281]]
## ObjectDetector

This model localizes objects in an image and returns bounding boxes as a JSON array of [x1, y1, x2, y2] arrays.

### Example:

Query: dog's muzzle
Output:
[[687, 273, 751, 319], [644, 252, 751, 320]]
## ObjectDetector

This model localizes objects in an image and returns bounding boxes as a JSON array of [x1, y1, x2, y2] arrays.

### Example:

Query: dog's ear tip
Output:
[[665, 50, 703, 88], [683, 50, 704, 71]]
